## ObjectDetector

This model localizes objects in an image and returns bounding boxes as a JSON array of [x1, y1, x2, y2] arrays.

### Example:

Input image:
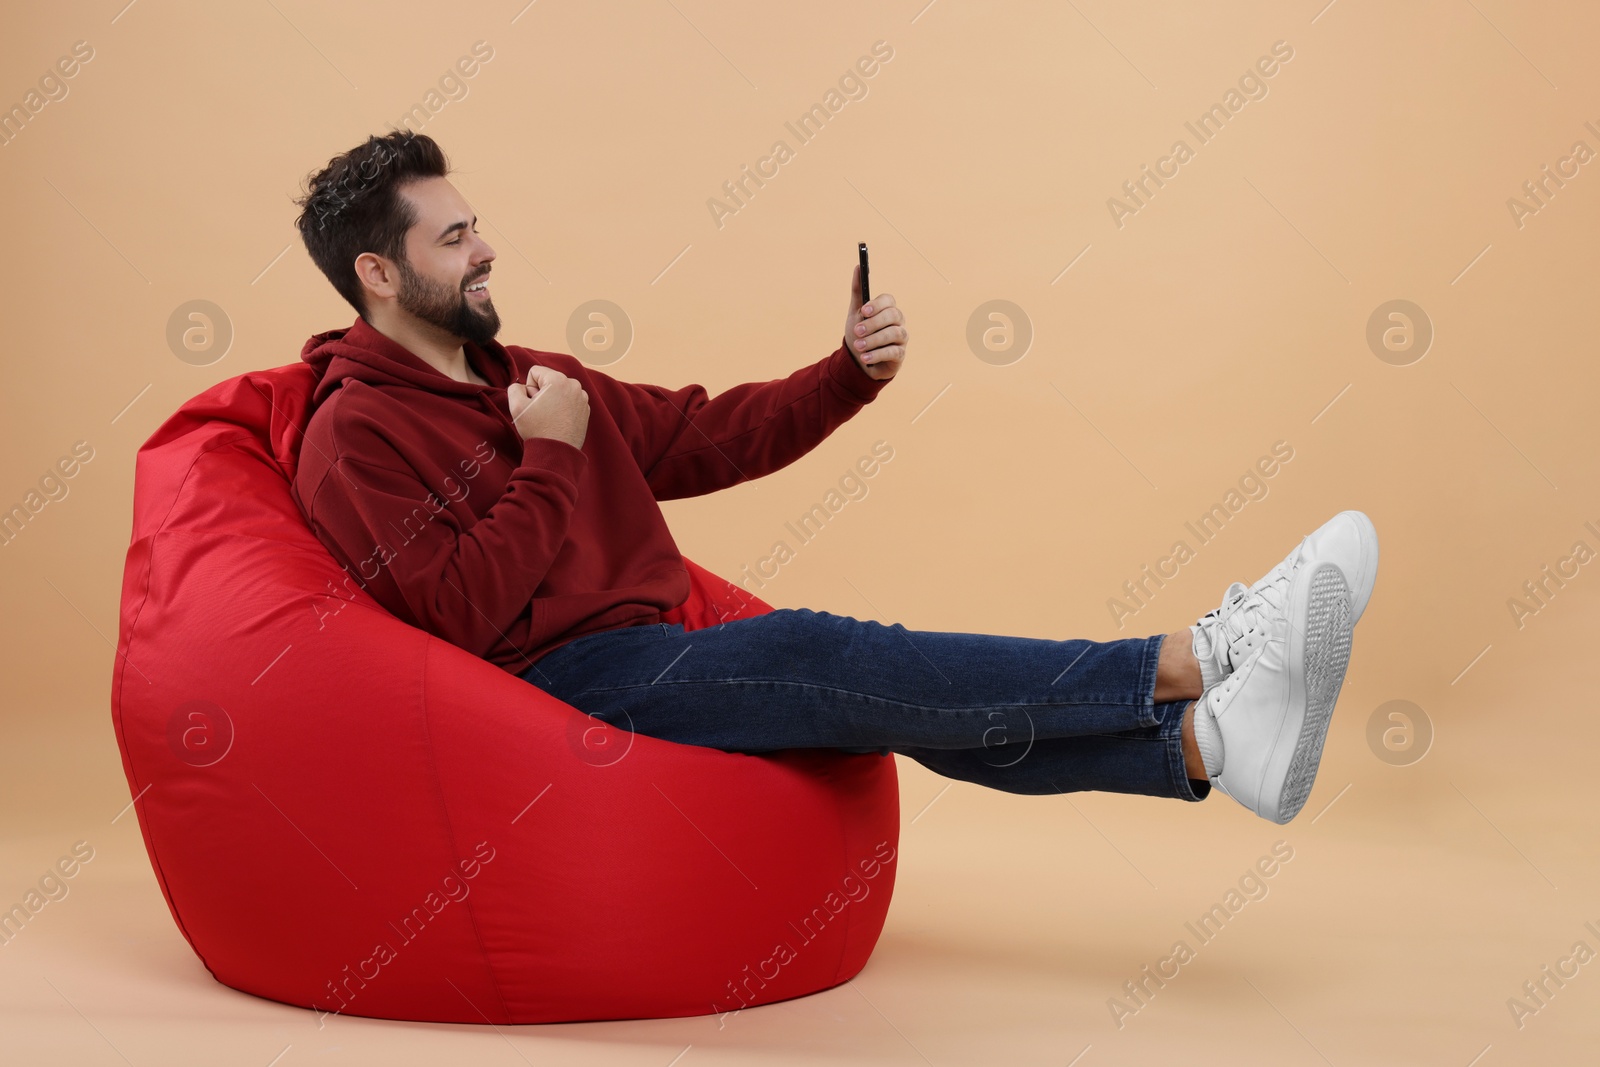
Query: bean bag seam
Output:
[[114, 431, 256, 973], [830, 762, 854, 987], [418, 636, 514, 1022], [653, 569, 861, 990]]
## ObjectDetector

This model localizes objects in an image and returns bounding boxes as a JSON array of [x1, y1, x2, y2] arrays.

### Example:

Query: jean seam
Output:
[[1138, 632, 1164, 729], [1157, 698, 1205, 802], [574, 677, 1160, 717]]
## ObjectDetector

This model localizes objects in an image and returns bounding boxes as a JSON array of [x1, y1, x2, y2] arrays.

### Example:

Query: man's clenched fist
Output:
[[508, 365, 590, 450]]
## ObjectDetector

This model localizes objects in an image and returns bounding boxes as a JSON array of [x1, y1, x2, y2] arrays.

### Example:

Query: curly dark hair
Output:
[[292, 130, 451, 317]]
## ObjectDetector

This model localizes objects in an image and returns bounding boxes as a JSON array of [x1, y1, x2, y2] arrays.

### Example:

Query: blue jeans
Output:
[[519, 607, 1208, 802]]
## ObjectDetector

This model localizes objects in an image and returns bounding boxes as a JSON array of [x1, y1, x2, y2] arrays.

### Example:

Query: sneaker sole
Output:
[[1265, 562, 1353, 824], [1333, 509, 1379, 624]]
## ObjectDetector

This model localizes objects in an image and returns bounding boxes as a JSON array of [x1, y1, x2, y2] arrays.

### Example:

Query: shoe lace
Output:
[[1214, 561, 1296, 666], [1205, 647, 1248, 717]]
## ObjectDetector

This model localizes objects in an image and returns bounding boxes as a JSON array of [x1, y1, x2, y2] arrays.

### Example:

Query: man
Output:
[[291, 131, 1379, 825]]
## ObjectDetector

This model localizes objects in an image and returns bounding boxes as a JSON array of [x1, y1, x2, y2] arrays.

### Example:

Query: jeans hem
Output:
[[1157, 699, 1210, 802]]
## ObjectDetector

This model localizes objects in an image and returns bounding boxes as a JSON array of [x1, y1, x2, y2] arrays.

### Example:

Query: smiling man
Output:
[[289, 130, 1379, 825]]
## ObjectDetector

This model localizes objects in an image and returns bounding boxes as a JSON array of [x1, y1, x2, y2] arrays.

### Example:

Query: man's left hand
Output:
[[844, 263, 907, 382]]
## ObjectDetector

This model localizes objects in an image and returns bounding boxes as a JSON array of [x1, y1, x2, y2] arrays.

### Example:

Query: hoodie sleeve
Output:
[[588, 335, 891, 501], [303, 429, 587, 660]]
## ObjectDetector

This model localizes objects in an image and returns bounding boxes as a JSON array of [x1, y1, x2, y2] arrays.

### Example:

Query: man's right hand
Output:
[[508, 365, 590, 449]]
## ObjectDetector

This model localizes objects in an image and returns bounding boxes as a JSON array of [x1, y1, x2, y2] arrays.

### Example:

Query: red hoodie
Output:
[[291, 316, 891, 675]]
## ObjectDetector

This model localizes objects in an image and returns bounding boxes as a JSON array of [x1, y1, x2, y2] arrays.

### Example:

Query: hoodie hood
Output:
[[301, 316, 514, 407]]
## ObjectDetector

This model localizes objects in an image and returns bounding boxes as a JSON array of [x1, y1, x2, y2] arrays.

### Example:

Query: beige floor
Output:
[[6, 604, 1598, 1067], [6, 0, 1600, 1061]]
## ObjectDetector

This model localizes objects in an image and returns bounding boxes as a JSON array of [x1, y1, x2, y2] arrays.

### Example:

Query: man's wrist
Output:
[[828, 334, 890, 403]]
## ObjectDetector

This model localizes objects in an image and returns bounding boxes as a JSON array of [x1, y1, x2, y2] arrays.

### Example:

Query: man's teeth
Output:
[[466, 281, 487, 291]]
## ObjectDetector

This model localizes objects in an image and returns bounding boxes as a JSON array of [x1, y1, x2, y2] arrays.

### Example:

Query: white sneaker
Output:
[[1202, 559, 1354, 824], [1193, 510, 1378, 690]]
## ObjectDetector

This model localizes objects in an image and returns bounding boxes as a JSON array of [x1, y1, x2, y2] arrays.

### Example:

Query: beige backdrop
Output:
[[3, 0, 1597, 1063]]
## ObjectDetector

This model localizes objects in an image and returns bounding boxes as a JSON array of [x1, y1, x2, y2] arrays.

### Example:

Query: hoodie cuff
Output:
[[826, 335, 892, 405], [518, 435, 588, 481]]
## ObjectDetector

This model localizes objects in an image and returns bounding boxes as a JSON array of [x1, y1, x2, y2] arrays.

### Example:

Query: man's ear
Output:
[[354, 251, 397, 303]]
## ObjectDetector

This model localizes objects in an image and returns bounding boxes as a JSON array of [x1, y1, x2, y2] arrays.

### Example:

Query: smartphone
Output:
[[858, 242, 871, 305]]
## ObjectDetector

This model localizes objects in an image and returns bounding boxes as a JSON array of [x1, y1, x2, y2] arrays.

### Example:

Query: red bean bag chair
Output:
[[110, 361, 901, 1024]]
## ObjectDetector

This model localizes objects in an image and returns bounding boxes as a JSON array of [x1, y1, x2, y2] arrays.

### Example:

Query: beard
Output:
[[395, 256, 501, 347]]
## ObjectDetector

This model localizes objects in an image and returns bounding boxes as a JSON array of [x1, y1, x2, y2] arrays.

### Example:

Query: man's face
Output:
[[388, 176, 499, 346]]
